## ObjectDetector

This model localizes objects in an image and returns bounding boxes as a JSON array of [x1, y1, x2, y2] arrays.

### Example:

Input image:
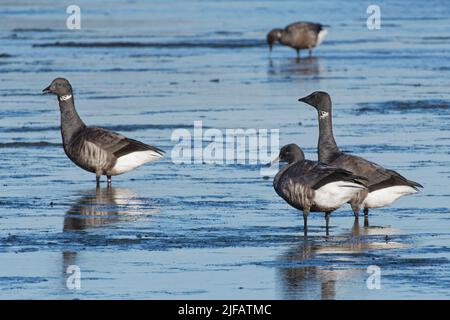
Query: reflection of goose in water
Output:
[[268, 57, 324, 77], [277, 220, 405, 299], [63, 187, 159, 231], [61, 188, 159, 291]]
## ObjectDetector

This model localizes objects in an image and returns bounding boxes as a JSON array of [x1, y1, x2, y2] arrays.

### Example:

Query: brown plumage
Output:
[[43, 78, 164, 187], [267, 22, 328, 57], [273, 144, 367, 235], [66, 127, 164, 176], [298, 91, 423, 219]]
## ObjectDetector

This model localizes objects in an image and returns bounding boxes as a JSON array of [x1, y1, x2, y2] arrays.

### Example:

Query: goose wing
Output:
[[285, 160, 367, 189], [285, 22, 323, 34], [275, 160, 366, 210], [83, 127, 164, 159], [330, 153, 422, 191]]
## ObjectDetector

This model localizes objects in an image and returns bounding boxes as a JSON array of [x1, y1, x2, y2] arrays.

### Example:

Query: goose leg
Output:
[[352, 204, 360, 220], [308, 49, 312, 57], [351, 219, 360, 236], [106, 176, 112, 191], [303, 208, 309, 236], [325, 211, 331, 235], [363, 208, 369, 227], [296, 48, 300, 58], [95, 170, 102, 189]]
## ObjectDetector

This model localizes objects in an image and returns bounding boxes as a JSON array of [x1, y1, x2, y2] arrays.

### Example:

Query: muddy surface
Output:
[[0, 0, 449, 299]]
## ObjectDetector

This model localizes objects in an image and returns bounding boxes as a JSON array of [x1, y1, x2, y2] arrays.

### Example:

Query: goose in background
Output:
[[298, 91, 423, 219], [273, 144, 367, 235], [267, 22, 328, 57], [42, 78, 164, 187]]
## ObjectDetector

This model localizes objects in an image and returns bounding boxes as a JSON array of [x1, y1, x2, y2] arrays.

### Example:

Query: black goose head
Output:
[[42, 78, 73, 97], [298, 91, 332, 119], [276, 144, 305, 164], [267, 28, 283, 51]]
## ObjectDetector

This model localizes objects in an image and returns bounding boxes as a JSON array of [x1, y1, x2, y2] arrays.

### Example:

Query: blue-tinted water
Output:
[[0, 0, 449, 299]]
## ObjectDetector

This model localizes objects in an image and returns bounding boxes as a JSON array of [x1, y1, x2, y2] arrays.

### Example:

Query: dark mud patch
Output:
[[356, 100, 450, 114], [325, 38, 390, 45], [0, 226, 304, 253], [422, 36, 450, 41], [0, 276, 48, 288], [0, 108, 51, 117], [0, 123, 199, 133], [12, 28, 60, 33], [33, 39, 265, 49], [140, 107, 247, 115], [339, 144, 428, 154], [0, 141, 60, 149]]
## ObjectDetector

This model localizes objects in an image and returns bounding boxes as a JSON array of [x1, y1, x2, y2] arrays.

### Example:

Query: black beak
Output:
[[298, 96, 308, 103], [42, 85, 52, 94]]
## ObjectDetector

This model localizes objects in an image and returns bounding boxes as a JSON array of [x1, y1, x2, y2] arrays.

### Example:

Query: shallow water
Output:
[[0, 0, 450, 299]]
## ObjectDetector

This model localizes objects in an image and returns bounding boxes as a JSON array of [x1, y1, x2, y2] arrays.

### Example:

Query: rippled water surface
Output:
[[0, 0, 449, 299]]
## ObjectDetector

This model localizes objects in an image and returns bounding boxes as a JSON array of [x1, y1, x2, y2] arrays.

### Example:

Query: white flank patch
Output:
[[109, 150, 163, 175], [314, 181, 365, 209], [317, 29, 328, 46], [363, 186, 418, 208]]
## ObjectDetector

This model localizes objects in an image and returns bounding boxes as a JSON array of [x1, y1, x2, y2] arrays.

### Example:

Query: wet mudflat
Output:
[[0, 0, 449, 299]]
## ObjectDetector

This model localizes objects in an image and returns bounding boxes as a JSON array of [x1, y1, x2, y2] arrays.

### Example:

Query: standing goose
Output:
[[298, 91, 423, 219], [42, 78, 164, 187], [273, 144, 367, 235], [267, 22, 328, 57]]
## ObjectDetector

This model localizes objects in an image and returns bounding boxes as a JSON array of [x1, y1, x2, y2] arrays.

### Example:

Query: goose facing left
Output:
[[267, 21, 328, 57], [42, 78, 164, 187], [273, 144, 367, 235], [298, 91, 423, 218]]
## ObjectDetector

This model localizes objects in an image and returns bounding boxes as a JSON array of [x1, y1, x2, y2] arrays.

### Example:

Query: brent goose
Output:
[[298, 91, 423, 218], [267, 22, 328, 57], [273, 144, 367, 235], [43, 78, 164, 187]]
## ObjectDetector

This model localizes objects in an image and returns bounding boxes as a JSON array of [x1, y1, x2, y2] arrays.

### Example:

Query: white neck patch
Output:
[[59, 94, 72, 101], [319, 111, 329, 119]]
